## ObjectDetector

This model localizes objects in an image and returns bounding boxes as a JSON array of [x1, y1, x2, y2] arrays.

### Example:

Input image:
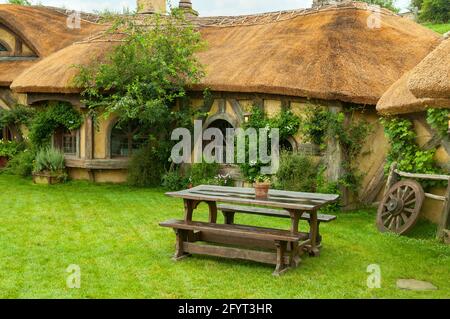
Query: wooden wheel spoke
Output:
[[400, 213, 408, 224], [404, 199, 416, 207], [384, 215, 393, 227], [388, 216, 396, 230], [395, 216, 401, 230]]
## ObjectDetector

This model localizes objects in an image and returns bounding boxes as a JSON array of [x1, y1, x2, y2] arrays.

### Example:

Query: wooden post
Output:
[[85, 115, 94, 160], [383, 162, 399, 197], [437, 178, 450, 241]]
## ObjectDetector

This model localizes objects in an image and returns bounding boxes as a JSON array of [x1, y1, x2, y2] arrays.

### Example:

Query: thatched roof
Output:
[[377, 39, 450, 115], [0, 5, 105, 86], [10, 2, 441, 105]]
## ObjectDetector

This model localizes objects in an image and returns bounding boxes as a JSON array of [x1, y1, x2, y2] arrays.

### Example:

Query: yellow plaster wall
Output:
[[290, 102, 310, 142], [94, 170, 128, 183], [68, 168, 90, 181], [264, 100, 282, 118], [94, 115, 116, 159], [355, 109, 389, 198]]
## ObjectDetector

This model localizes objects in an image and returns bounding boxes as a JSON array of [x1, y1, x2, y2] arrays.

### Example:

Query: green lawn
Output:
[[0, 174, 448, 299], [423, 23, 450, 34]]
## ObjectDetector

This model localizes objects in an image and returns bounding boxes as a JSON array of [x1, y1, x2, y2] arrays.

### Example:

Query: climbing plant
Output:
[[380, 116, 444, 187], [300, 105, 372, 193], [426, 108, 449, 138], [29, 102, 83, 148]]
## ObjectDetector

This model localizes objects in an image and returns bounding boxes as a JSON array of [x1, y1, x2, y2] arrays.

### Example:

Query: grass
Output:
[[0, 174, 448, 299], [423, 23, 450, 34]]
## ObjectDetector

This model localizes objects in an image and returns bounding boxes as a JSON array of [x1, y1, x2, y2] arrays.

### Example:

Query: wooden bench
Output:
[[218, 204, 336, 245], [160, 219, 311, 276]]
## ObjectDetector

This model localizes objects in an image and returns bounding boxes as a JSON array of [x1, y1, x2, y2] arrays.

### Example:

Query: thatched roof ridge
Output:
[[10, 2, 441, 105], [377, 39, 450, 115], [377, 71, 450, 115], [407, 39, 450, 99], [0, 5, 106, 86]]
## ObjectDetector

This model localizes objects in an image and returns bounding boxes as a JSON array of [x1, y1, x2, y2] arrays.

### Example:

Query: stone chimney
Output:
[[179, 0, 198, 16], [137, 0, 166, 14]]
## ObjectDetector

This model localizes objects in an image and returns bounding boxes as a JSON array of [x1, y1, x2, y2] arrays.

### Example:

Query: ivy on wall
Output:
[[380, 114, 444, 187], [29, 102, 83, 148], [300, 105, 372, 193], [426, 108, 449, 138]]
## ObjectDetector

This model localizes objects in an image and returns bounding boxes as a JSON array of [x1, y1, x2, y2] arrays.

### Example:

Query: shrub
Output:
[[420, 0, 449, 23], [189, 161, 221, 186], [4, 149, 35, 177], [162, 168, 189, 191], [275, 152, 318, 192], [0, 140, 23, 158], [128, 145, 166, 187], [33, 148, 65, 174]]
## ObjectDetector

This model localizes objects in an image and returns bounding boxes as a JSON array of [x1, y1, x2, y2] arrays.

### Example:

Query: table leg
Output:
[[309, 211, 320, 257], [288, 210, 300, 234], [184, 199, 194, 222], [207, 201, 218, 224]]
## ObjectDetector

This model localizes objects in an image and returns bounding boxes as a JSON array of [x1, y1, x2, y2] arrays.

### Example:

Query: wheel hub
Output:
[[386, 198, 404, 215]]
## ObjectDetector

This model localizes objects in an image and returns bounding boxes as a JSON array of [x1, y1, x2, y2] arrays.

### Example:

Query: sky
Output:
[[0, 0, 412, 15]]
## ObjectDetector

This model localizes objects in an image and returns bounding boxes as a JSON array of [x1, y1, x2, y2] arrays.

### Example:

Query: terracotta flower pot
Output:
[[254, 182, 271, 200]]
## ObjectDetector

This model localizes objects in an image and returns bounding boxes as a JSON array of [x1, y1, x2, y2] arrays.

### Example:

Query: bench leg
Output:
[[173, 229, 191, 261], [273, 241, 289, 276], [223, 211, 235, 225], [289, 242, 301, 268]]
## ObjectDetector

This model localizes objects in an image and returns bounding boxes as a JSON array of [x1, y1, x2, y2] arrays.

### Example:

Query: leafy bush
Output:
[[238, 106, 301, 182], [420, 0, 449, 23], [4, 149, 35, 177], [189, 161, 221, 186], [275, 152, 318, 192], [0, 140, 23, 158], [33, 148, 65, 174], [0, 105, 34, 134], [127, 145, 167, 187], [162, 168, 189, 191]]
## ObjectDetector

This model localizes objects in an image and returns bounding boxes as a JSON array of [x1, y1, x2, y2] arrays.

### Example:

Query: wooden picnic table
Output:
[[161, 185, 339, 275]]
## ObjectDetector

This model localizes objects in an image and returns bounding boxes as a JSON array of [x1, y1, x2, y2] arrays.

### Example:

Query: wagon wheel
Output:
[[377, 180, 424, 235]]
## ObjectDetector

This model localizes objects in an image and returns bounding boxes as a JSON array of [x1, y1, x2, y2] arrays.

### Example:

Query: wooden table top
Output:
[[166, 185, 340, 211]]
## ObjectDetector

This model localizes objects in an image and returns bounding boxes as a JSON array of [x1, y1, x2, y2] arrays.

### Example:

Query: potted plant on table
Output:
[[253, 174, 272, 200], [32, 148, 67, 185]]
